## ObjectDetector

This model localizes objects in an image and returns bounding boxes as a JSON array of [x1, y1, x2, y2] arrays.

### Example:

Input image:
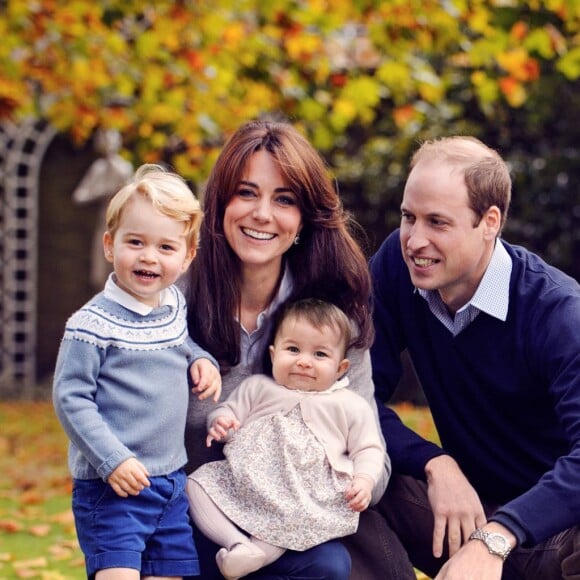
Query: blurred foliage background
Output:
[[1, 0, 579, 277]]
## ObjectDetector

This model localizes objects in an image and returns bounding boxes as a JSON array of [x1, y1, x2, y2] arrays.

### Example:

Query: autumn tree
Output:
[[1, 0, 579, 277]]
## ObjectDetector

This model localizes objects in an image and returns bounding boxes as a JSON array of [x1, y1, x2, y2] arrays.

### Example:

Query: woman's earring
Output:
[[293, 235, 300, 245]]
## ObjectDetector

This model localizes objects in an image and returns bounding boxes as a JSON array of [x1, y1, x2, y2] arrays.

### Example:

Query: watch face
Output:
[[488, 534, 508, 553]]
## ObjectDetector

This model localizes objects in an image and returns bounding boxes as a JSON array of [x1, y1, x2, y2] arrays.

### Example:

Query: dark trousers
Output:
[[192, 522, 352, 579], [343, 474, 580, 579]]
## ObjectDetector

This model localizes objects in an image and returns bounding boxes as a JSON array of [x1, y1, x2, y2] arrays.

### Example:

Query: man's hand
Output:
[[435, 523, 516, 580], [108, 457, 150, 497], [190, 358, 222, 402], [425, 455, 487, 558], [206, 415, 240, 447]]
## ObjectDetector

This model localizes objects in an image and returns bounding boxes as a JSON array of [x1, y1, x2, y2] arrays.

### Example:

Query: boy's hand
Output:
[[108, 458, 151, 498], [206, 415, 240, 447], [344, 474, 374, 512], [190, 358, 222, 402]]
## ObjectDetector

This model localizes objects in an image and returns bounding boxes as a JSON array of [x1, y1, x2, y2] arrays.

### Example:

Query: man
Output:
[[368, 136, 579, 579]]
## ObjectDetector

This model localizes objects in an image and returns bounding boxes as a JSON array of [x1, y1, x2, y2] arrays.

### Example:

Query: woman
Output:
[[184, 119, 390, 579]]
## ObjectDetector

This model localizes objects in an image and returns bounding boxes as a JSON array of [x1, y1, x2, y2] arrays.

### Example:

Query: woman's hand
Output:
[[206, 415, 241, 447], [190, 358, 222, 402], [108, 457, 150, 497], [345, 474, 374, 512]]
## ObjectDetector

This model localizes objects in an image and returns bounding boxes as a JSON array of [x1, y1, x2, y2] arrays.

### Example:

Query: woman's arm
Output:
[[345, 345, 391, 503]]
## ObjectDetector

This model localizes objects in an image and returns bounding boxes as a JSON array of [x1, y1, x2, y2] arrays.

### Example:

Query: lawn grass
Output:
[[0, 400, 437, 579]]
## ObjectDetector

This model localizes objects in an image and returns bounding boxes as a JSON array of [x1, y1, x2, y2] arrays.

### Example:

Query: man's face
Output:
[[399, 159, 499, 314]]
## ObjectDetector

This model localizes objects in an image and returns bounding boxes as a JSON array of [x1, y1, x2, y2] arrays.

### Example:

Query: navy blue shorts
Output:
[[72, 469, 199, 578]]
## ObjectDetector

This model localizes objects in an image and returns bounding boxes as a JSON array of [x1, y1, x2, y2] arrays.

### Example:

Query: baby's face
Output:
[[269, 317, 349, 392]]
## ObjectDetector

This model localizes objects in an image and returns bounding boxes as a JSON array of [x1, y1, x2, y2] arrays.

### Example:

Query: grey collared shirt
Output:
[[238, 267, 294, 368], [417, 240, 512, 336]]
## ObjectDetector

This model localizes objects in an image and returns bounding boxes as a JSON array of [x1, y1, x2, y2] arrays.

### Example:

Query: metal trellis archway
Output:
[[0, 118, 56, 392]]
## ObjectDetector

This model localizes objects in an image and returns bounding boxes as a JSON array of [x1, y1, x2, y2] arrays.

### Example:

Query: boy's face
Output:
[[269, 316, 350, 392], [103, 195, 195, 307]]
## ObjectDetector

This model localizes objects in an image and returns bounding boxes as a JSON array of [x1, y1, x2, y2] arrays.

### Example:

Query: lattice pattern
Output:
[[0, 119, 56, 387]]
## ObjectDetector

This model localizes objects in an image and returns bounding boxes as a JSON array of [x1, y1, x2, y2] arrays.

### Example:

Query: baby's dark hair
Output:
[[272, 298, 352, 356]]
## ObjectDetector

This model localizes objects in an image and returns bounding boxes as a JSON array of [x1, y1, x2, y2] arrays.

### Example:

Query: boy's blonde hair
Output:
[[105, 164, 203, 248]]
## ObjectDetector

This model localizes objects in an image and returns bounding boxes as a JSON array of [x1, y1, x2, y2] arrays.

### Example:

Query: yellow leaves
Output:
[[495, 47, 540, 106], [222, 22, 246, 49], [499, 76, 527, 107], [330, 98, 358, 131], [376, 61, 414, 100], [497, 48, 540, 82], [284, 31, 324, 63], [0, 0, 578, 182], [471, 70, 500, 105], [329, 76, 382, 130], [467, 4, 493, 35], [557, 47, 580, 79]]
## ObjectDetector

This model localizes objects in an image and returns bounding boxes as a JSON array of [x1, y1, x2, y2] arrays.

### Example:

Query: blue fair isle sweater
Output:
[[53, 285, 217, 482], [370, 230, 580, 546]]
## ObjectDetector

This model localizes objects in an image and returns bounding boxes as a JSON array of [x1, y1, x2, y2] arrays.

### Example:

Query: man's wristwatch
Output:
[[469, 528, 512, 561]]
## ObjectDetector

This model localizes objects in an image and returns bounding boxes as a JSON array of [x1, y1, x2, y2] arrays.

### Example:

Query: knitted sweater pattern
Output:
[[53, 286, 215, 481]]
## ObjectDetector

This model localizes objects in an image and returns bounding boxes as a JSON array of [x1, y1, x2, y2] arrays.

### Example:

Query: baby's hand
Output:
[[206, 415, 241, 447], [108, 457, 151, 498], [344, 474, 374, 512], [190, 358, 222, 402]]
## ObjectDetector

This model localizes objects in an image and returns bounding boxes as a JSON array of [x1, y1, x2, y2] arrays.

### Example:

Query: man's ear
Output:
[[103, 231, 114, 263], [483, 205, 501, 240]]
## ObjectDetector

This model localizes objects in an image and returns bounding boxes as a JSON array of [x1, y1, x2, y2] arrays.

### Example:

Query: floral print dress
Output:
[[191, 404, 358, 550]]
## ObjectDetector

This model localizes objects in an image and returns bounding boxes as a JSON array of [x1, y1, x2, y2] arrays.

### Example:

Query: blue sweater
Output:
[[370, 230, 580, 546], [53, 286, 217, 481]]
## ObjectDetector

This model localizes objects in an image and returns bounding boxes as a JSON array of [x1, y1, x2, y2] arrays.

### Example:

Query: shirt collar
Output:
[[239, 265, 294, 368], [291, 376, 350, 395], [469, 239, 512, 321], [103, 273, 177, 315], [417, 239, 512, 327]]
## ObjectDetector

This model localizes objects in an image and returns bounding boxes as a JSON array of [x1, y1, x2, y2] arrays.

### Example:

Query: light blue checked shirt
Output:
[[417, 240, 512, 336]]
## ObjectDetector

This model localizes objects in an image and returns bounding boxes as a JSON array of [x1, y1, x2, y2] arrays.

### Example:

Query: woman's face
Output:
[[224, 149, 303, 273]]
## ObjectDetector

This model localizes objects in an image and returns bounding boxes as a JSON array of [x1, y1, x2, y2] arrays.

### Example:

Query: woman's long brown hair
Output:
[[185, 119, 373, 372]]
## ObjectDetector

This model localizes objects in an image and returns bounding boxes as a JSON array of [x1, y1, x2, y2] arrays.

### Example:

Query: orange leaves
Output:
[[1, 1, 579, 182], [393, 105, 418, 130], [0, 402, 83, 578], [0, 519, 23, 533], [497, 49, 540, 82]]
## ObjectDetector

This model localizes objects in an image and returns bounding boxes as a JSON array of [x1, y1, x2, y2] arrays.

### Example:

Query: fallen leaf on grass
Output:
[[29, 523, 52, 536], [48, 542, 75, 561], [40, 571, 69, 580], [15, 570, 38, 579], [13, 557, 48, 569], [50, 510, 74, 525], [19, 489, 45, 504], [0, 552, 13, 562], [0, 519, 23, 532]]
